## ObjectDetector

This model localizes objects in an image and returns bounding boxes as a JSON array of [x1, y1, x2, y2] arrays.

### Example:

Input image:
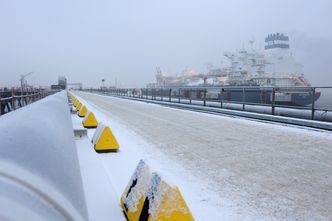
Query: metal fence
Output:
[[84, 86, 332, 122], [0, 90, 54, 116]]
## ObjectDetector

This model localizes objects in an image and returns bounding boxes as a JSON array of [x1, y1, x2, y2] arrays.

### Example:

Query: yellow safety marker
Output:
[[121, 162, 195, 221], [121, 160, 152, 221], [91, 122, 119, 152], [78, 105, 88, 118], [143, 173, 194, 221], [72, 98, 77, 106], [76, 102, 82, 111], [82, 111, 98, 128]]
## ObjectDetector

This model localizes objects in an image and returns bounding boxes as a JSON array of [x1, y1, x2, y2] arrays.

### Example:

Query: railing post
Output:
[[161, 89, 163, 101], [0, 97, 2, 116], [203, 88, 206, 106], [220, 88, 223, 108], [169, 89, 172, 102], [311, 87, 316, 120], [242, 87, 245, 111], [189, 89, 192, 105], [178, 88, 181, 103], [12, 96, 15, 111], [271, 88, 275, 115]]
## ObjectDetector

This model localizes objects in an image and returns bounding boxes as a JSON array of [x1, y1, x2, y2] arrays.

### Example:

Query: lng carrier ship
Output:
[[155, 33, 321, 106]]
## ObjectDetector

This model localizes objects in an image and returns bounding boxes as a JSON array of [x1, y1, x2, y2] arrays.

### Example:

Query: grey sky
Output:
[[0, 0, 332, 88]]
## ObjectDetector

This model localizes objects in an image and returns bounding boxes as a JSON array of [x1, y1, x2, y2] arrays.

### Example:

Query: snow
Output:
[[0, 91, 88, 221], [72, 92, 232, 220], [91, 122, 104, 145], [73, 91, 332, 220], [122, 159, 152, 213], [147, 173, 192, 219]]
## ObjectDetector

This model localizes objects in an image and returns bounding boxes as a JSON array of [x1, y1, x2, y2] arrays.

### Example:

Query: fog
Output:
[[0, 0, 331, 88]]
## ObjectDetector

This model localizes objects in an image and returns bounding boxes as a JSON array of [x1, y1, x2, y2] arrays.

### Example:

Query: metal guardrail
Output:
[[0, 91, 53, 116], [0, 91, 88, 221], [84, 86, 332, 122]]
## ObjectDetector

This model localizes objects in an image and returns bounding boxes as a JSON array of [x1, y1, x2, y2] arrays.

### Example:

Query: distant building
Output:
[[51, 76, 67, 90]]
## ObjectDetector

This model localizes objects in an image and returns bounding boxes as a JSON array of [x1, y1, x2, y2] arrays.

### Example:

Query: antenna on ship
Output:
[[249, 37, 255, 51]]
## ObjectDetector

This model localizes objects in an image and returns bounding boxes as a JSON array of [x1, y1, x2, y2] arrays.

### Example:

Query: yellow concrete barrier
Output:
[[76, 102, 82, 111], [72, 98, 77, 105], [78, 105, 88, 118], [82, 111, 98, 128], [91, 123, 119, 152], [121, 160, 152, 221], [72, 98, 77, 106], [145, 173, 194, 221], [121, 161, 195, 221]]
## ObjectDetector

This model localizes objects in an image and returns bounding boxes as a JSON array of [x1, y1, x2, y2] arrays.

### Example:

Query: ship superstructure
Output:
[[222, 33, 309, 87], [154, 33, 320, 106], [156, 33, 311, 88]]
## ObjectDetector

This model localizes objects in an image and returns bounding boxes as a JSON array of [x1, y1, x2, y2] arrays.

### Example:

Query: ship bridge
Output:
[[265, 33, 290, 49]]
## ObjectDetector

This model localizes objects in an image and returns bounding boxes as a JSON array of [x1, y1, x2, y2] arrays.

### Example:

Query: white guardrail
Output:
[[0, 91, 88, 221]]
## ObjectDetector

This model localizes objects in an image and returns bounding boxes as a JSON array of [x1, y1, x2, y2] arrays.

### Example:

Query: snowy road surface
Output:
[[76, 91, 332, 220]]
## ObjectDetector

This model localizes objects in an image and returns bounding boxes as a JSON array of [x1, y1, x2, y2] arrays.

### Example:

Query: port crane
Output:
[[20, 72, 33, 93]]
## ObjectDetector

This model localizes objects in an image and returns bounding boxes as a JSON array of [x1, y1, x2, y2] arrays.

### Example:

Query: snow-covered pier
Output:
[[1, 90, 332, 220], [75, 91, 332, 220]]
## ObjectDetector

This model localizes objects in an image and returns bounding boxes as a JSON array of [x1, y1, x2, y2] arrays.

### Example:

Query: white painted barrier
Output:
[[0, 91, 88, 221]]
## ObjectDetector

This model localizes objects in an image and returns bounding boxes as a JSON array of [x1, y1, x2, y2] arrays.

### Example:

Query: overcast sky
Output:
[[0, 0, 332, 88]]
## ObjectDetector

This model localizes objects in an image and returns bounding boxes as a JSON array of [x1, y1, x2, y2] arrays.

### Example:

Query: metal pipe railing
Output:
[[0, 91, 52, 116], [85, 86, 332, 122]]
